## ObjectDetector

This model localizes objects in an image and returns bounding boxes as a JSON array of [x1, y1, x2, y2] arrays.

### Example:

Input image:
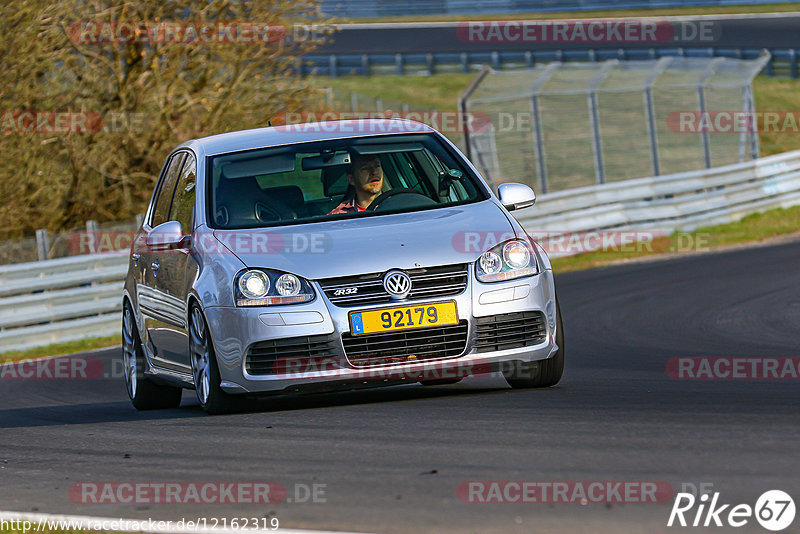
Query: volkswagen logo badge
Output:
[[383, 270, 412, 299]]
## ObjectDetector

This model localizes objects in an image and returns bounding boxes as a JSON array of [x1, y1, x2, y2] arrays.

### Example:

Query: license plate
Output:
[[349, 301, 458, 336]]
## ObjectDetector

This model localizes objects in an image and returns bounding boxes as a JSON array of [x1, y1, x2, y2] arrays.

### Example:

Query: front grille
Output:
[[342, 321, 469, 367], [319, 264, 468, 307], [474, 312, 547, 353], [246, 335, 341, 376]]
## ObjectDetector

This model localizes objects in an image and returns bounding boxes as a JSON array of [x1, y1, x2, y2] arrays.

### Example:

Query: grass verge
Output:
[[550, 204, 800, 273], [349, 3, 800, 23], [0, 334, 120, 364]]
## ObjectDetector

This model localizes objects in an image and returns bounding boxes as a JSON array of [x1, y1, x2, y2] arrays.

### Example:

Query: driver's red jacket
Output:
[[329, 198, 367, 214]]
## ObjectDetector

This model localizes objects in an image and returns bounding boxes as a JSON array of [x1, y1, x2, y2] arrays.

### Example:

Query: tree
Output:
[[0, 0, 330, 239]]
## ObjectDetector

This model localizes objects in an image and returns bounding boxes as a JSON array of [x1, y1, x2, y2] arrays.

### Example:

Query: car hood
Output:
[[209, 200, 517, 280]]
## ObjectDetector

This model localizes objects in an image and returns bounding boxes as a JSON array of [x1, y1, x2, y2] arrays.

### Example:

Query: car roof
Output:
[[176, 119, 436, 157]]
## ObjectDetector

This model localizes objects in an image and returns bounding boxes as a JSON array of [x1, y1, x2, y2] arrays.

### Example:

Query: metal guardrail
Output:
[[0, 254, 127, 353], [2, 150, 800, 352], [514, 149, 800, 255], [320, 0, 799, 18], [301, 47, 800, 78]]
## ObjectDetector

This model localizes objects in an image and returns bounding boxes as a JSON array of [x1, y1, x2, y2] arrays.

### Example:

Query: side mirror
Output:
[[147, 220, 186, 250], [497, 183, 536, 212]]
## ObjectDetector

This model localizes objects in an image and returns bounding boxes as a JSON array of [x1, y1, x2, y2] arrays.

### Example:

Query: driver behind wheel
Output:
[[328, 153, 384, 214]]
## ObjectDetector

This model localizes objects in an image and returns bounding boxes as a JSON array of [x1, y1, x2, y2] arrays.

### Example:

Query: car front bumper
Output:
[[203, 267, 559, 395]]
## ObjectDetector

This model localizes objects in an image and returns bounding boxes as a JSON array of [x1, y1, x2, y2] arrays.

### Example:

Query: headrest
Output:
[[261, 185, 305, 210], [321, 166, 350, 198]]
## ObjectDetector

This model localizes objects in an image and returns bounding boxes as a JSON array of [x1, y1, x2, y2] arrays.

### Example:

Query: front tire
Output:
[[122, 302, 182, 410], [189, 306, 240, 414], [503, 301, 565, 389]]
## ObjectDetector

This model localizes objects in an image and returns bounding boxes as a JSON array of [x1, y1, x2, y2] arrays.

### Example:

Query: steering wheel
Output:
[[366, 188, 435, 211]]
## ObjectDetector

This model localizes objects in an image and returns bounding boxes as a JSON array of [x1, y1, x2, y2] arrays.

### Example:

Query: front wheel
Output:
[[503, 302, 565, 389], [189, 306, 241, 414], [122, 302, 182, 410]]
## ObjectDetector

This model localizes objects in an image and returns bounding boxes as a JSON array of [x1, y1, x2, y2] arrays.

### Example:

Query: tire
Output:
[[189, 306, 241, 414], [503, 301, 565, 389], [122, 302, 182, 410]]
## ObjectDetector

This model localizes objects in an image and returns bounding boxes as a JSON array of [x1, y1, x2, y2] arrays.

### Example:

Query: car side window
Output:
[[151, 153, 186, 227], [169, 153, 196, 232]]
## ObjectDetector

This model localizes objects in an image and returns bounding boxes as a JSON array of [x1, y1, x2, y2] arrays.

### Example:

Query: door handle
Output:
[[131, 253, 140, 266], [151, 260, 160, 274]]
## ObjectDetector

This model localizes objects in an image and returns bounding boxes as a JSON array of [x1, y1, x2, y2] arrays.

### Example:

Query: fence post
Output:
[[458, 67, 491, 162], [86, 220, 98, 255], [531, 95, 548, 193], [588, 91, 605, 184], [742, 85, 760, 160], [697, 86, 711, 169], [361, 54, 370, 76], [644, 87, 660, 176], [586, 60, 618, 185], [395, 53, 404, 76], [350, 92, 358, 112], [696, 58, 724, 169], [460, 52, 469, 73], [35, 229, 49, 261], [329, 55, 338, 78], [643, 57, 671, 177], [375, 97, 383, 112], [426, 53, 435, 74], [528, 62, 561, 194]]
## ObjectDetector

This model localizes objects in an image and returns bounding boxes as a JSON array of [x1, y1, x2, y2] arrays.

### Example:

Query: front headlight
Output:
[[235, 269, 315, 306], [475, 239, 538, 283]]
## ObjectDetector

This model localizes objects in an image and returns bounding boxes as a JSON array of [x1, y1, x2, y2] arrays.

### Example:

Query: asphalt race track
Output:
[[319, 13, 800, 55], [1, 241, 799, 533]]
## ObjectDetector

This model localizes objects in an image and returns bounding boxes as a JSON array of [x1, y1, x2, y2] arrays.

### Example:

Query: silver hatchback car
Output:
[[122, 119, 564, 413]]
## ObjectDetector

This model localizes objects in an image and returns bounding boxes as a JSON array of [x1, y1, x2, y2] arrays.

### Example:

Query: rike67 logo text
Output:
[[668, 490, 795, 531]]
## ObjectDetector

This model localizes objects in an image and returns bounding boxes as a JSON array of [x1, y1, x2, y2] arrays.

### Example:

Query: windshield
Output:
[[206, 134, 488, 229]]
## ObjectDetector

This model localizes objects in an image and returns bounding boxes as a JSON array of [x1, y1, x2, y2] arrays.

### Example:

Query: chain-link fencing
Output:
[[461, 52, 770, 193]]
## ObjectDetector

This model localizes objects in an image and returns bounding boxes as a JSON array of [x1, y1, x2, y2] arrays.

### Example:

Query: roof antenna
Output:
[[268, 120, 273, 127]]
